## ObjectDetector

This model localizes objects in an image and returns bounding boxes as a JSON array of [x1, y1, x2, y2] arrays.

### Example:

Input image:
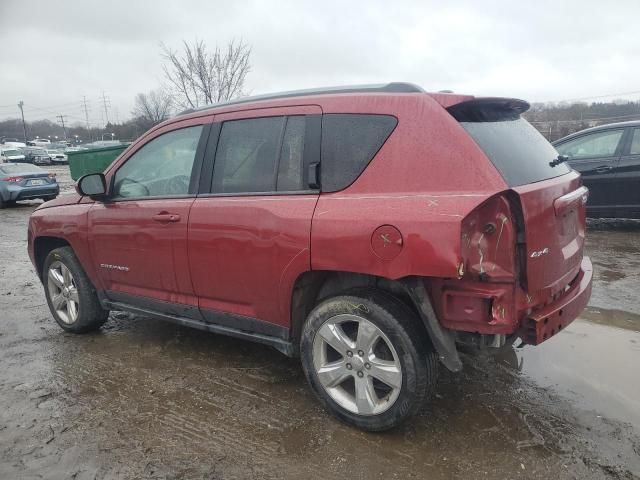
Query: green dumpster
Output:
[[67, 144, 129, 181]]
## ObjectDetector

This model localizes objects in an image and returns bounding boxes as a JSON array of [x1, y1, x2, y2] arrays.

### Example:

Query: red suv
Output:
[[28, 83, 592, 431]]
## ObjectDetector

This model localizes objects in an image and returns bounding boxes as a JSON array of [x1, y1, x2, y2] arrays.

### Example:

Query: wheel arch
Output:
[[289, 270, 462, 371], [290, 270, 421, 344], [33, 236, 71, 279]]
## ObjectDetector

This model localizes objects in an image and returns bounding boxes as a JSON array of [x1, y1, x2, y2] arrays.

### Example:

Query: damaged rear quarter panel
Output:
[[311, 93, 508, 279]]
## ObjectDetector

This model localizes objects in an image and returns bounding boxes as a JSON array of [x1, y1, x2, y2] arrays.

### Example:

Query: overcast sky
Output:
[[1, 0, 639, 126]]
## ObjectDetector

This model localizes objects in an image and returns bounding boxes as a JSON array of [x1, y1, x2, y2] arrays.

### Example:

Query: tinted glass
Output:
[[555, 129, 624, 160], [461, 118, 571, 186], [630, 129, 640, 155], [113, 125, 202, 199], [213, 117, 285, 193], [321, 114, 397, 192], [277, 116, 306, 191]]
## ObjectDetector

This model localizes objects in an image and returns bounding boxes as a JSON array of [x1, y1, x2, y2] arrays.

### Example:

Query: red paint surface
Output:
[[28, 89, 591, 343]]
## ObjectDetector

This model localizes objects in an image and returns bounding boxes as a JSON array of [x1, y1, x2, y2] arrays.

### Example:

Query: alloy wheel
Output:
[[312, 314, 402, 416], [47, 261, 79, 324]]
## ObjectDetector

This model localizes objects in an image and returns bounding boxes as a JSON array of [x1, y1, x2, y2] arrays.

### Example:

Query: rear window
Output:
[[0, 164, 42, 174], [321, 114, 397, 192], [449, 100, 570, 187]]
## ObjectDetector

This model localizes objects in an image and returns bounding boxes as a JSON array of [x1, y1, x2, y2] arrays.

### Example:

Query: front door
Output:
[[188, 106, 321, 332], [615, 127, 640, 218], [556, 128, 625, 216], [88, 123, 209, 313]]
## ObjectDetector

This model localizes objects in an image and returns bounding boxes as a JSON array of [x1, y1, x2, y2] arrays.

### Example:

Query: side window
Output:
[[556, 129, 624, 160], [277, 116, 306, 191], [630, 129, 640, 155], [321, 114, 398, 192], [212, 116, 307, 194], [113, 125, 203, 199]]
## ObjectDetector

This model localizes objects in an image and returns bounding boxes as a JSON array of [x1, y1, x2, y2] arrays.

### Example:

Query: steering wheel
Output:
[[165, 175, 190, 195]]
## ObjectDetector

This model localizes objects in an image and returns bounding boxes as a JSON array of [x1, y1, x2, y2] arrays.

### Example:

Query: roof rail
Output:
[[178, 82, 425, 116]]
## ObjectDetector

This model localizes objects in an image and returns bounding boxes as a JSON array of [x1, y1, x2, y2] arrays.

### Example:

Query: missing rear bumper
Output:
[[521, 256, 593, 345]]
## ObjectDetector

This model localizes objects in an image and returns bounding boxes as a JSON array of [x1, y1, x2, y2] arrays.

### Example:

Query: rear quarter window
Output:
[[321, 114, 397, 192]]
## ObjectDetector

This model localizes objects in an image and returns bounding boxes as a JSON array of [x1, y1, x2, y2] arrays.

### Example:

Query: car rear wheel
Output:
[[43, 247, 109, 333], [300, 289, 438, 431]]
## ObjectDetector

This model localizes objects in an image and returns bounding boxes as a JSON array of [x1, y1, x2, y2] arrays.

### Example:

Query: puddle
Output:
[[499, 314, 640, 428]]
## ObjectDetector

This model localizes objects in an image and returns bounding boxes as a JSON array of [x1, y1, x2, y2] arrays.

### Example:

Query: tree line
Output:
[[1, 39, 251, 143]]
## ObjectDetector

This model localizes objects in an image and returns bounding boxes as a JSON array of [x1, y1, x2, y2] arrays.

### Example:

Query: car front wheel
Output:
[[300, 289, 438, 431], [43, 246, 109, 333]]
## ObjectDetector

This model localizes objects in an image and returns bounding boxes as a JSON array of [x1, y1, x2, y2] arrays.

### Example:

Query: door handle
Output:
[[595, 166, 613, 173], [152, 213, 181, 223]]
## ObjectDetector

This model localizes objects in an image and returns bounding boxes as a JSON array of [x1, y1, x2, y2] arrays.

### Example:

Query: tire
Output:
[[43, 246, 109, 333], [0, 197, 5, 209], [300, 289, 438, 431], [43, 195, 57, 202]]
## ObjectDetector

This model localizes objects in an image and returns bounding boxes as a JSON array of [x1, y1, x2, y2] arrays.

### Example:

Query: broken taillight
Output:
[[460, 195, 516, 282]]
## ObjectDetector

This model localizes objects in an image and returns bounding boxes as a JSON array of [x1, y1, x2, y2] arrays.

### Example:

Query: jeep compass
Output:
[[28, 83, 592, 431]]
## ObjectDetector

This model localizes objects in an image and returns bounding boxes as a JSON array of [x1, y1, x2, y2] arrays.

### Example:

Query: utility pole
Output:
[[101, 91, 111, 127], [17, 101, 27, 144], [56, 115, 68, 140], [81, 96, 91, 140]]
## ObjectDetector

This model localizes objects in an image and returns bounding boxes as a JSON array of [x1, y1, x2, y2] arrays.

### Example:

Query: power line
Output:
[[101, 91, 111, 126], [529, 112, 640, 125], [56, 115, 69, 140], [17, 101, 28, 144], [540, 90, 640, 104]]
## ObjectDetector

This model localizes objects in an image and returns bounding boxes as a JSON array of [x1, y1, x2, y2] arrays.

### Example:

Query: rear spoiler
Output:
[[447, 98, 530, 122]]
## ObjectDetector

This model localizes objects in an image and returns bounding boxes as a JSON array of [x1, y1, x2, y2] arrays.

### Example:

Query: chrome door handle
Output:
[[595, 166, 613, 173], [152, 213, 181, 223]]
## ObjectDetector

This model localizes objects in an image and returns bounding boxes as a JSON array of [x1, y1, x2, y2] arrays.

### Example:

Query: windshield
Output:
[[460, 117, 571, 186], [2, 150, 21, 156]]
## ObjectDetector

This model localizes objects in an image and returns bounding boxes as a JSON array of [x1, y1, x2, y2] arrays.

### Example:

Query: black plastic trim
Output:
[[447, 97, 530, 122], [304, 114, 322, 188], [101, 290, 294, 356], [198, 123, 221, 194]]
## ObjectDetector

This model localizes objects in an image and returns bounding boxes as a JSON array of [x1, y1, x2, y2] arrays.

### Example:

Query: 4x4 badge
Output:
[[530, 248, 550, 258]]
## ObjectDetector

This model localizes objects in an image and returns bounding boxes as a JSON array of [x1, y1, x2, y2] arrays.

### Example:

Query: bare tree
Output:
[[161, 39, 251, 109], [132, 89, 173, 127]]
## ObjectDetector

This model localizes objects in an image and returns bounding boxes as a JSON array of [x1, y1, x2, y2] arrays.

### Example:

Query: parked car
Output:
[[22, 147, 52, 165], [0, 148, 26, 163], [46, 149, 68, 164], [1, 138, 26, 148], [553, 120, 640, 218], [0, 163, 58, 208], [28, 83, 592, 431], [27, 138, 52, 147]]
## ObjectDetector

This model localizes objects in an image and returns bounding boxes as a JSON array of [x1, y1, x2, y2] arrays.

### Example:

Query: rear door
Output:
[[614, 127, 640, 218], [554, 128, 625, 215], [450, 100, 586, 295], [188, 106, 321, 331], [88, 120, 210, 313]]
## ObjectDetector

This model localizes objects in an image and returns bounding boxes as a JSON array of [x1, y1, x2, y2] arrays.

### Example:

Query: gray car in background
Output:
[[0, 163, 59, 208]]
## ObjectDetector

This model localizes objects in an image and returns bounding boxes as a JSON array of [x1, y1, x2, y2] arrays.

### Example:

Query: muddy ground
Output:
[[1, 165, 639, 479]]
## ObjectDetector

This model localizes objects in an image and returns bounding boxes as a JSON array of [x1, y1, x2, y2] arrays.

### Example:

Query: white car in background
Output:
[[27, 139, 52, 147], [46, 150, 68, 164], [0, 148, 26, 163]]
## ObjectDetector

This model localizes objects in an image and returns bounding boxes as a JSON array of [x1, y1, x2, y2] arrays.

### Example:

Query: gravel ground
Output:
[[0, 166, 638, 479]]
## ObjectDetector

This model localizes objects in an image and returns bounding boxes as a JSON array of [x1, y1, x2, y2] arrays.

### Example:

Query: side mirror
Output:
[[76, 173, 107, 200]]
